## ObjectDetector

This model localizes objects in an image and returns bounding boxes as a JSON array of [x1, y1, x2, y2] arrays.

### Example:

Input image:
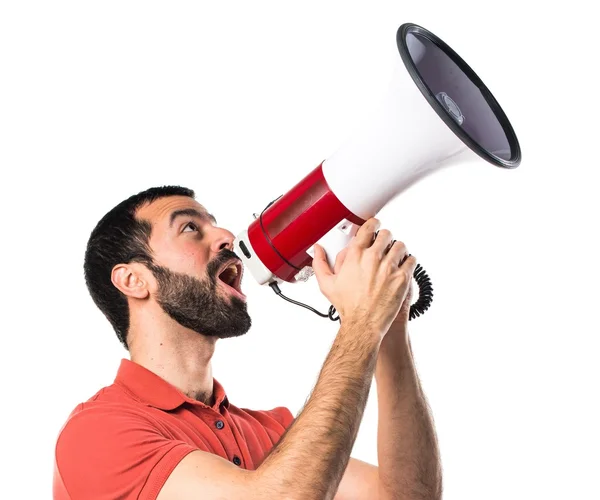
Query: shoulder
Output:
[[267, 406, 295, 427], [54, 400, 175, 473], [56, 381, 158, 440], [236, 405, 295, 429], [54, 401, 195, 500]]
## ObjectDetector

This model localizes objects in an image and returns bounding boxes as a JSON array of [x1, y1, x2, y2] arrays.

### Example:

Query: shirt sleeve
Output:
[[54, 404, 198, 500], [270, 406, 295, 428]]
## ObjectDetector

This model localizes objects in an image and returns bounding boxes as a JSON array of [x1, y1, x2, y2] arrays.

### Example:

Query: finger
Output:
[[351, 218, 381, 249], [369, 228, 394, 258], [333, 247, 349, 275], [399, 254, 418, 276], [311, 244, 333, 281], [384, 239, 408, 266]]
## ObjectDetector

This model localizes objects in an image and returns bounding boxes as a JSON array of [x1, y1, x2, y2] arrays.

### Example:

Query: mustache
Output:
[[207, 248, 241, 280]]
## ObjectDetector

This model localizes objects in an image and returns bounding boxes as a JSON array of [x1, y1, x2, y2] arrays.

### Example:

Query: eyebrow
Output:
[[169, 208, 217, 228]]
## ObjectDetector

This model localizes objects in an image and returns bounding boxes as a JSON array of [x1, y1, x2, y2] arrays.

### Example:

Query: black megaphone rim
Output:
[[397, 23, 522, 169]]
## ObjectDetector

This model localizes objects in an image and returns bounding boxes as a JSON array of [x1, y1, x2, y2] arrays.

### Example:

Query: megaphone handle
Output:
[[307, 220, 360, 270], [306, 221, 434, 321]]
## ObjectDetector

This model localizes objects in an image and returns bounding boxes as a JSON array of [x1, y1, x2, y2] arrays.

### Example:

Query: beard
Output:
[[147, 249, 251, 339]]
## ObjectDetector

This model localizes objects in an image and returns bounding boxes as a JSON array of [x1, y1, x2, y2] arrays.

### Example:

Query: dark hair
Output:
[[84, 186, 195, 350]]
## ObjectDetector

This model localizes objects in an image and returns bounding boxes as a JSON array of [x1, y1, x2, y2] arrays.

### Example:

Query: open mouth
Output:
[[217, 261, 245, 299]]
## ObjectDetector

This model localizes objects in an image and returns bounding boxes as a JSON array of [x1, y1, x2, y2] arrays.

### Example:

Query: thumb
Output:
[[311, 244, 333, 281]]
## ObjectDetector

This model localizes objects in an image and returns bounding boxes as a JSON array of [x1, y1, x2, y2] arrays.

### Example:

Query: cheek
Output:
[[155, 239, 211, 275], [179, 246, 210, 275]]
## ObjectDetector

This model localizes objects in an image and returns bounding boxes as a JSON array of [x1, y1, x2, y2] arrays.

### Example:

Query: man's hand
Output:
[[311, 219, 416, 339]]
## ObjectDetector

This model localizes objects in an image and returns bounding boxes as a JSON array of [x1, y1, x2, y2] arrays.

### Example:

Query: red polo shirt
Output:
[[53, 358, 295, 500]]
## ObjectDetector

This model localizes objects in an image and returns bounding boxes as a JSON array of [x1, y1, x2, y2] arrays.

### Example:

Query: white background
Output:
[[1, 1, 599, 499]]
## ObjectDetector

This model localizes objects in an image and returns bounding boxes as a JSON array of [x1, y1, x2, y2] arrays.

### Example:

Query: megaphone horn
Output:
[[233, 22, 522, 321]]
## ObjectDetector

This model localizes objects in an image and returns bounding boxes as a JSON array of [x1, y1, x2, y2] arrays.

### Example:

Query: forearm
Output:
[[375, 332, 442, 500], [257, 323, 381, 500]]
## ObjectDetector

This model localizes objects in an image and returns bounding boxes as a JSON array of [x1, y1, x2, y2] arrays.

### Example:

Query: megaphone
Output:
[[233, 22, 521, 321]]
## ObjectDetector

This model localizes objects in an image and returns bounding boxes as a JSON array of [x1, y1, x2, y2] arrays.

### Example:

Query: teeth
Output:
[[227, 264, 238, 275]]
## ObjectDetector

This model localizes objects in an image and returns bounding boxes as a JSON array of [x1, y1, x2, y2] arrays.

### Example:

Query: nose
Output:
[[210, 227, 236, 253]]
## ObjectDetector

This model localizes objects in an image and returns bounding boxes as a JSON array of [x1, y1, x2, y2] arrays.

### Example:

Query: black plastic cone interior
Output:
[[397, 23, 521, 168]]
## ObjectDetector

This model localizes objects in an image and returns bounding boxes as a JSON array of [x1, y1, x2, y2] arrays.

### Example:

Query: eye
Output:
[[182, 221, 198, 232]]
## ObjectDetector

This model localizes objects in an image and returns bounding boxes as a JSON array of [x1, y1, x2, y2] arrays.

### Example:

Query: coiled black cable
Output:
[[408, 262, 434, 320]]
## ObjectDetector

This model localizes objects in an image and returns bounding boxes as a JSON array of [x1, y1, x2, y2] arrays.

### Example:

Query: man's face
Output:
[[136, 196, 251, 339]]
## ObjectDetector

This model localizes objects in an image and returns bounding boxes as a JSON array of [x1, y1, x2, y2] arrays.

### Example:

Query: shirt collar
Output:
[[115, 358, 230, 411]]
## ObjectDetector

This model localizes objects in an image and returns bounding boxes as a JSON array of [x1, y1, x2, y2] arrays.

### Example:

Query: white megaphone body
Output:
[[233, 23, 521, 318]]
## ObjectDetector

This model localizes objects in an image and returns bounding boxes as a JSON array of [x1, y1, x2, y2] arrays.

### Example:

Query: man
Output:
[[53, 186, 442, 499]]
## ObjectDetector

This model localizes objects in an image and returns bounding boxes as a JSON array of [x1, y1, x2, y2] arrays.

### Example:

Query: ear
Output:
[[111, 263, 151, 300]]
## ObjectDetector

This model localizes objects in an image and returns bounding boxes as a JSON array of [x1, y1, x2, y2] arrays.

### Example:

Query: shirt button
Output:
[[215, 420, 224, 429], [232, 456, 241, 466]]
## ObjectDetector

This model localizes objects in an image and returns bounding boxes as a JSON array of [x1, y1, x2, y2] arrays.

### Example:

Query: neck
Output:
[[128, 302, 218, 405]]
